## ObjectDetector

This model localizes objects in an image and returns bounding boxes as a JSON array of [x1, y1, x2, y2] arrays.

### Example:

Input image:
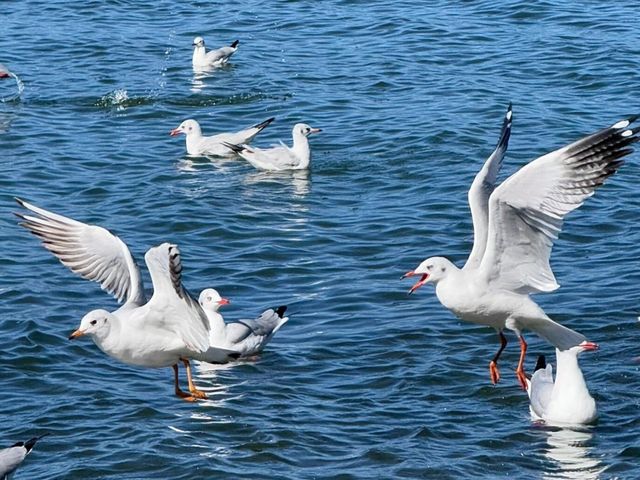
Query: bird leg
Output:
[[515, 336, 528, 390], [173, 364, 197, 402], [181, 358, 208, 399], [489, 331, 508, 384]]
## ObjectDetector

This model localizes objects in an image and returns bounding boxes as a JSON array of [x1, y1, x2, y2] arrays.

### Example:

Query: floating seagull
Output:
[[527, 342, 598, 425], [170, 117, 275, 157], [16, 199, 240, 402], [192, 36, 238, 69], [403, 105, 639, 389], [198, 288, 288, 357], [0, 434, 47, 480], [0, 63, 11, 79], [223, 123, 321, 171]]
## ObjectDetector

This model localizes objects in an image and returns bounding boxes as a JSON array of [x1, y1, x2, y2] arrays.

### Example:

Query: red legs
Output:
[[173, 364, 197, 402], [515, 336, 528, 391], [489, 331, 508, 385], [181, 358, 208, 399]]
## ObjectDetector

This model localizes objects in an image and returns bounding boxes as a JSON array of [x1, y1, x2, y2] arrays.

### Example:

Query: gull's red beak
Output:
[[169, 128, 182, 136], [408, 274, 430, 294], [68, 329, 85, 340], [309, 128, 322, 134], [218, 298, 230, 306], [580, 341, 599, 351]]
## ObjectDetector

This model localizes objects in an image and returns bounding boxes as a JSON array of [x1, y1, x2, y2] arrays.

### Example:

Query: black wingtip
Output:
[[533, 355, 546, 372], [275, 305, 287, 317], [253, 117, 275, 130], [14, 197, 26, 207], [230, 40, 239, 48], [222, 141, 245, 154]]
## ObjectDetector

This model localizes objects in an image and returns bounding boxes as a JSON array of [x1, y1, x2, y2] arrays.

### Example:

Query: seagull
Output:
[[526, 341, 598, 425], [0, 63, 11, 79], [198, 288, 289, 357], [169, 117, 275, 157], [223, 123, 322, 171], [0, 434, 47, 480], [403, 104, 639, 389], [192, 36, 238, 69], [15, 198, 240, 402]]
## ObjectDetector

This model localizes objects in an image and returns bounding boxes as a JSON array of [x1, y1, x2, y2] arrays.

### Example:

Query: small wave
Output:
[[94, 89, 156, 111]]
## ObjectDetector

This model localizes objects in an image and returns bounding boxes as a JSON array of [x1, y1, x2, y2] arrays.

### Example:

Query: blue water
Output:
[[2, 1, 640, 478]]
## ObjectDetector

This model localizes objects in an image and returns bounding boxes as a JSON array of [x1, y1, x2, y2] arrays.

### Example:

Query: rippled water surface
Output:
[[2, 1, 640, 478]]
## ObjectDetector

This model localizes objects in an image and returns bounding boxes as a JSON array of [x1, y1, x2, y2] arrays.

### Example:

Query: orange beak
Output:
[[218, 298, 230, 307], [169, 128, 182, 136], [68, 329, 85, 340]]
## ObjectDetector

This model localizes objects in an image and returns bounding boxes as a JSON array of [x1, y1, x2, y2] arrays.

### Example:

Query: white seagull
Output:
[[198, 288, 289, 357], [170, 117, 275, 157], [403, 105, 639, 389], [526, 341, 598, 425], [223, 123, 322, 171], [192, 36, 238, 69], [16, 199, 240, 402], [0, 434, 47, 480]]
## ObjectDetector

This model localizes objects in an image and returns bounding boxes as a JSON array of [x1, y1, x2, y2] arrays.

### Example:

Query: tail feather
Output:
[[222, 141, 246, 154], [532, 318, 586, 351]]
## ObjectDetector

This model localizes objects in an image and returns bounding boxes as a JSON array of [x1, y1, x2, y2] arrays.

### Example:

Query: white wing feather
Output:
[[16, 198, 146, 306], [479, 117, 638, 294], [464, 103, 513, 270], [144, 243, 210, 353]]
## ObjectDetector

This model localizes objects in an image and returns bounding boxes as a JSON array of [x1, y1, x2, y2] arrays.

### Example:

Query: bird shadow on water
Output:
[[534, 424, 605, 480]]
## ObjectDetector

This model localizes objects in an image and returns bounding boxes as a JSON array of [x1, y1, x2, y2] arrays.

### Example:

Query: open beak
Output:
[[68, 329, 85, 340], [309, 128, 322, 134], [405, 273, 429, 294], [580, 341, 599, 351], [169, 128, 182, 136], [218, 298, 230, 307]]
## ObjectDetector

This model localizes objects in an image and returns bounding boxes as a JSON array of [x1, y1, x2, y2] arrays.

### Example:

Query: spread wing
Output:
[[15, 198, 146, 306], [478, 116, 639, 294], [144, 243, 210, 353], [464, 103, 512, 270]]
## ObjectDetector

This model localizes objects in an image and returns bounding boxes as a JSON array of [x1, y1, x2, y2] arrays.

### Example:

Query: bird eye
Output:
[[427, 265, 433, 270], [441, 267, 446, 272], [90, 320, 97, 326]]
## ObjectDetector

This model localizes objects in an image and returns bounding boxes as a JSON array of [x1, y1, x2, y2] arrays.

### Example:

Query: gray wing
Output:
[[15, 198, 146, 306], [464, 103, 512, 270], [227, 306, 288, 343], [0, 446, 26, 478]]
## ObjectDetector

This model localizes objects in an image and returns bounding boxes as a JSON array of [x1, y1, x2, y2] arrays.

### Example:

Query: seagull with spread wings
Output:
[[16, 199, 239, 401], [404, 105, 638, 389]]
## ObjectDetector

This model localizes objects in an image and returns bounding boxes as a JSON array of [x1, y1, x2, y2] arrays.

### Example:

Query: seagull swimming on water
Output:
[[403, 104, 639, 389], [192, 36, 238, 69], [223, 123, 322, 171], [526, 342, 598, 425], [198, 288, 289, 357], [0, 434, 47, 480], [170, 117, 275, 157], [16, 199, 240, 402]]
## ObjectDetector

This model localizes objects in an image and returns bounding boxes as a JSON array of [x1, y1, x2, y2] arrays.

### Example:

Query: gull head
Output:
[[69, 309, 113, 341], [403, 256, 452, 294], [170, 119, 200, 137], [293, 123, 322, 138], [192, 36, 205, 48], [198, 288, 230, 313]]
